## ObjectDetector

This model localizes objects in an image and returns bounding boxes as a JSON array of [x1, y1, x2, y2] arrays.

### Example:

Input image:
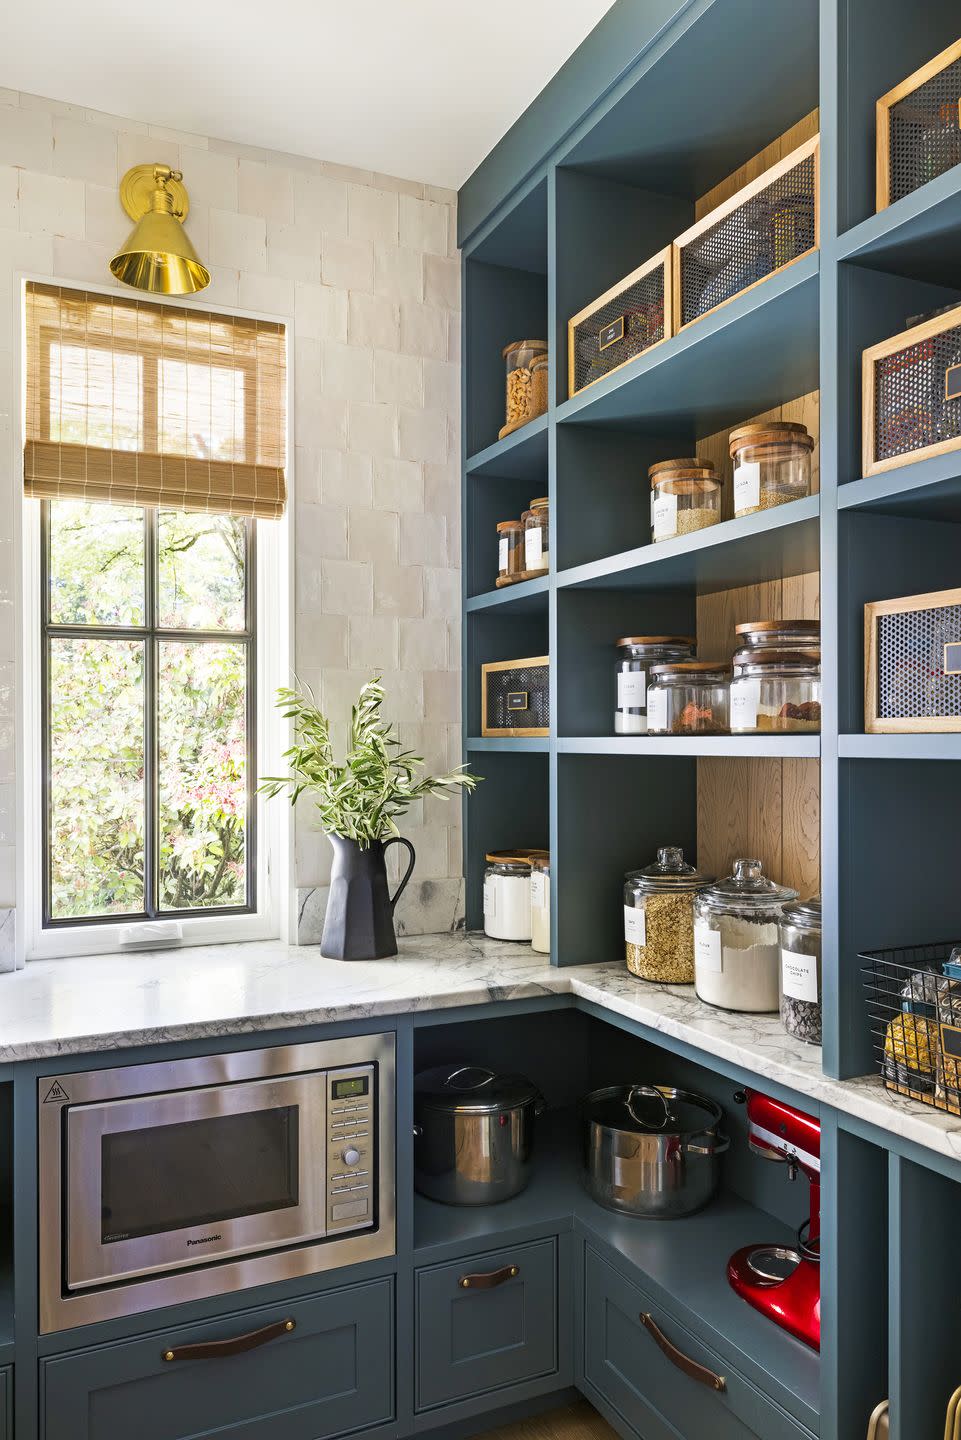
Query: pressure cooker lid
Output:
[[583, 1084, 722, 1136], [414, 1064, 540, 1113]]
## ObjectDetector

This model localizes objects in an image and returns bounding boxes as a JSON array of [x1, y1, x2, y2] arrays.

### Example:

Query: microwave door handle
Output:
[[162, 1317, 296, 1362]]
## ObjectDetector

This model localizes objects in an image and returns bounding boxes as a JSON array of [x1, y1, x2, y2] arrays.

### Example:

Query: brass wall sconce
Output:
[[110, 164, 210, 296]]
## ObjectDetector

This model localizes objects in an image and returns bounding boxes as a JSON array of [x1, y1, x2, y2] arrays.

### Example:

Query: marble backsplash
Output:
[[297, 878, 465, 944]]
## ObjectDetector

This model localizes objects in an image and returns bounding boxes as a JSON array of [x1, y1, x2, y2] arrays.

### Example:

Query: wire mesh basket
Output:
[[864, 589, 961, 732], [481, 656, 549, 736], [567, 248, 672, 398], [861, 942, 961, 1114], [673, 136, 819, 331], [862, 304, 961, 474], [877, 39, 961, 210]]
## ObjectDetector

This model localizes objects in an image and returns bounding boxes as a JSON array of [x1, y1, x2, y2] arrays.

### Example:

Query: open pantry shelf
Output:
[[836, 158, 961, 288], [838, 450, 961, 522], [465, 735, 548, 754], [466, 413, 549, 480], [839, 734, 961, 760], [558, 735, 821, 758], [465, 575, 548, 614]]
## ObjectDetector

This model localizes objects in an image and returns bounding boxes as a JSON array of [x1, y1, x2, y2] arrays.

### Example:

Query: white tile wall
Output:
[[0, 90, 463, 947]]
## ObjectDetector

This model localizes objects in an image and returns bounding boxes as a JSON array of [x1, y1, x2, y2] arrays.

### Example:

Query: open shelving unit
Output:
[[459, 2, 961, 1437]]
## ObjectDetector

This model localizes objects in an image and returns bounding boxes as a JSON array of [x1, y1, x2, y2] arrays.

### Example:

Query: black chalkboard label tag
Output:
[[598, 316, 625, 351], [944, 641, 961, 675], [940, 1022, 961, 1061], [946, 363, 961, 402], [507, 691, 529, 711]]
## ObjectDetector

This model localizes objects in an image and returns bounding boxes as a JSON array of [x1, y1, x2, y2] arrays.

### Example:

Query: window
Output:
[[22, 284, 290, 955]]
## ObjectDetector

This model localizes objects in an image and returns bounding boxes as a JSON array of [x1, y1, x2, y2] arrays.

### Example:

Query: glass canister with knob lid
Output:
[[693, 859, 798, 1012], [624, 847, 714, 983], [614, 636, 696, 734], [779, 896, 822, 1044]]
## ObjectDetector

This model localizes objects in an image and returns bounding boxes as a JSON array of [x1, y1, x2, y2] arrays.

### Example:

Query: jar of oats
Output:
[[501, 340, 548, 439], [649, 459, 721, 542], [624, 847, 713, 984], [729, 422, 813, 518]]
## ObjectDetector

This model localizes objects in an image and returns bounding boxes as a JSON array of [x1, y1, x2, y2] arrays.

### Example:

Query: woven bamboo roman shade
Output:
[[24, 283, 287, 518]]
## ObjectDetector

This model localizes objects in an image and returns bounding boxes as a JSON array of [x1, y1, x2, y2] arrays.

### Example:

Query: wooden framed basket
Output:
[[672, 135, 819, 333], [481, 656, 549, 737], [876, 37, 961, 211], [862, 302, 961, 476], [865, 588, 961, 733], [567, 248, 672, 398]]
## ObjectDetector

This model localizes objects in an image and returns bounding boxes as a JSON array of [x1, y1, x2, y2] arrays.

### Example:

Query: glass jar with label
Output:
[[733, 619, 820, 674], [649, 459, 721, 543], [484, 851, 536, 941], [530, 855, 550, 955], [623, 847, 713, 983], [522, 497, 549, 576], [614, 636, 696, 734], [496, 520, 525, 584], [502, 340, 548, 438], [692, 859, 798, 1012], [729, 422, 813, 518], [646, 661, 730, 735], [779, 896, 822, 1044], [729, 649, 820, 734]]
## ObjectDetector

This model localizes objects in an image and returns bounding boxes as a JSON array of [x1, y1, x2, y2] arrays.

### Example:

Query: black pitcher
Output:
[[321, 835, 416, 960]]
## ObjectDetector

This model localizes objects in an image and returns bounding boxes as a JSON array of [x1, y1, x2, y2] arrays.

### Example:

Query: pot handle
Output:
[[383, 836, 416, 914], [625, 1085, 671, 1130], [681, 1131, 731, 1157]]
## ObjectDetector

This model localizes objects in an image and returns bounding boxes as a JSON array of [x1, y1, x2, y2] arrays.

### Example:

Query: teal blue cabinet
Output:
[[41, 1278, 393, 1440], [415, 1238, 558, 1411], [583, 1248, 813, 1440], [0, 1366, 9, 1440]]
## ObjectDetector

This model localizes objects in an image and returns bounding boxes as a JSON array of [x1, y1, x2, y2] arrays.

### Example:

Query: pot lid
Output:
[[781, 894, 821, 928], [583, 1084, 722, 1136], [698, 858, 798, 911], [414, 1065, 540, 1113], [626, 846, 713, 894]]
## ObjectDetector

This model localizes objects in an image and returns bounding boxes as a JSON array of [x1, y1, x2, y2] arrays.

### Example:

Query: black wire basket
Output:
[[860, 941, 961, 1114]]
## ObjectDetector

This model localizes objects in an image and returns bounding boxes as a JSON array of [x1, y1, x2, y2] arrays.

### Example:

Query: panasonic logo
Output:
[[186, 1233, 222, 1247]]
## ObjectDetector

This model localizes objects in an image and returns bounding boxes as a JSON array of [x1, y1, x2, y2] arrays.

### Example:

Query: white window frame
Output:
[[17, 278, 295, 961]]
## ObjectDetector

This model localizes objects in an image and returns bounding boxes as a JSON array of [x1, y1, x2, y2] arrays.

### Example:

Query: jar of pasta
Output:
[[649, 459, 721, 543], [624, 847, 713, 983], [729, 422, 813, 518], [501, 340, 548, 438]]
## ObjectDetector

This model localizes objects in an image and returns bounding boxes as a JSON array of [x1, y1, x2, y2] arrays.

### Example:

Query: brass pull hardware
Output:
[[458, 1264, 520, 1290], [639, 1312, 726, 1392], [161, 1317, 295, 1362]]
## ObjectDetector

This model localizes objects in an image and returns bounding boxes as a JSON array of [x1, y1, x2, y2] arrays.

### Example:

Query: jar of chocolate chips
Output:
[[779, 896, 822, 1044], [646, 661, 730, 734]]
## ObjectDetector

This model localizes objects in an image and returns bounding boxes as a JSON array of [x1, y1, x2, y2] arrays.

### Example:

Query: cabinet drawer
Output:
[[584, 1248, 812, 1440], [416, 1238, 557, 1411], [42, 1278, 393, 1440]]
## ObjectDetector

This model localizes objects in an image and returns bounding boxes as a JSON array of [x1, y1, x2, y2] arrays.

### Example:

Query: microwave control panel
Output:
[[326, 1065, 376, 1232]]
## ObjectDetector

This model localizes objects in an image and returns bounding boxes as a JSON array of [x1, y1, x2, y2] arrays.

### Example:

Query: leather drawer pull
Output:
[[639, 1312, 726, 1393], [161, 1317, 295, 1362], [458, 1264, 520, 1290]]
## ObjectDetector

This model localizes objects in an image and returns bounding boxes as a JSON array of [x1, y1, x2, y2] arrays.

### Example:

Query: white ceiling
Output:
[[0, 1, 617, 189]]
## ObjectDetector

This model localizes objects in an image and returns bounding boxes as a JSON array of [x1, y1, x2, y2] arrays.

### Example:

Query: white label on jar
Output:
[[624, 905, 646, 946], [498, 536, 509, 573], [617, 671, 647, 710], [733, 461, 761, 513], [730, 678, 760, 731], [782, 946, 819, 1003], [646, 686, 668, 732], [525, 528, 543, 570], [484, 876, 496, 920], [531, 872, 547, 908], [651, 492, 678, 540], [694, 924, 722, 972]]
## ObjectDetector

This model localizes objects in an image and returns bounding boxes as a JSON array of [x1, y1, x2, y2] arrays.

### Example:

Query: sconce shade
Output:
[[110, 164, 210, 296]]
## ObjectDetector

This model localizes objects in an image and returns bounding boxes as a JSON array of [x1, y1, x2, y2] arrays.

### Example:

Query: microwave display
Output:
[[332, 1076, 369, 1099], [101, 1106, 299, 1244]]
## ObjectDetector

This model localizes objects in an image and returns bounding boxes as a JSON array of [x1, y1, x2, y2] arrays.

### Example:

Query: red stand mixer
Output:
[[727, 1089, 820, 1351]]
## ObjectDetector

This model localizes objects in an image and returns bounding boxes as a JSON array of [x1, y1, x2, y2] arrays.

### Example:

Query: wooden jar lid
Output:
[[502, 340, 548, 357], [734, 647, 821, 665], [734, 618, 820, 634], [528, 497, 549, 508], [616, 635, 696, 648], [729, 421, 814, 456], [486, 848, 549, 865], [648, 457, 717, 488], [496, 520, 523, 531], [650, 659, 732, 676]]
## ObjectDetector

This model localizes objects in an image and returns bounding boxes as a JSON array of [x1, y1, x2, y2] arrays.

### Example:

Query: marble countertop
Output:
[[1, 932, 958, 1165]]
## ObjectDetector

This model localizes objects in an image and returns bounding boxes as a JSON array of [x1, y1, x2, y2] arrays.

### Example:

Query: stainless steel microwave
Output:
[[39, 1033, 395, 1333]]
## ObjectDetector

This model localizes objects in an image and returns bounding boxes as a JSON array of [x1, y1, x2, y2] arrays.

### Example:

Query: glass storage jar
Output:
[[484, 851, 537, 941], [531, 355, 549, 418], [614, 635, 696, 734], [733, 619, 820, 674], [530, 854, 550, 955], [623, 847, 713, 983], [501, 340, 548, 438], [649, 459, 721, 543], [729, 649, 821, 734], [693, 859, 798, 1012], [522, 497, 549, 576], [646, 661, 730, 735], [779, 896, 822, 1044], [729, 421, 813, 518], [496, 520, 525, 584]]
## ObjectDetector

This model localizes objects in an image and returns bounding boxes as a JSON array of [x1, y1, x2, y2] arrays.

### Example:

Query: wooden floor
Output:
[[474, 1400, 617, 1440]]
